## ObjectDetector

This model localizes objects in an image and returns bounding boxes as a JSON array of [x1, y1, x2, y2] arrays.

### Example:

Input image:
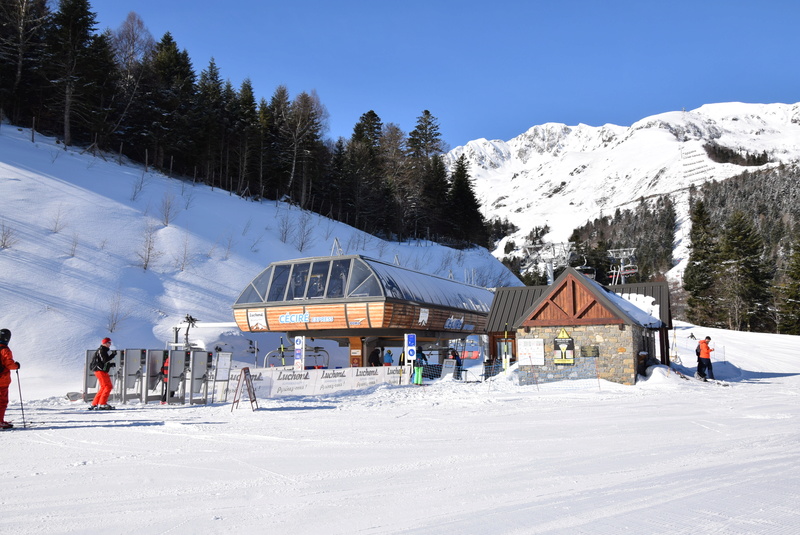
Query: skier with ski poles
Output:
[[0, 328, 22, 429]]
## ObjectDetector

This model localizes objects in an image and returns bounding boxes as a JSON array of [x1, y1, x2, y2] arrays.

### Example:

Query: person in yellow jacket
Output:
[[0, 329, 21, 429]]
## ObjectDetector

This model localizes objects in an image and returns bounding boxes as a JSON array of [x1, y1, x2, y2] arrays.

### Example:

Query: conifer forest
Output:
[[0, 0, 488, 248]]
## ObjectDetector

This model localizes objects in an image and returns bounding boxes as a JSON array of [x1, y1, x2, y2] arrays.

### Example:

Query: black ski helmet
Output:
[[0, 329, 10, 343]]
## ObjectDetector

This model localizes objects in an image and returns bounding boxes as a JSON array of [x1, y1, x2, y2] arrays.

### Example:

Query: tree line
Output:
[[561, 165, 800, 334], [0, 0, 489, 248]]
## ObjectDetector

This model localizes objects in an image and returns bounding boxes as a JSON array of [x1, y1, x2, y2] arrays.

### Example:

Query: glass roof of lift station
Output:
[[234, 255, 494, 313]]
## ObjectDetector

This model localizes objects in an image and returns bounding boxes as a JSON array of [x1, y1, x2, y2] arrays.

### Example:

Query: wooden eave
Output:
[[518, 272, 625, 328]]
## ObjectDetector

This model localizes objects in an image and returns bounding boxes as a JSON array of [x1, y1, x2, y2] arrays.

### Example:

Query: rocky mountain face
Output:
[[445, 102, 800, 272]]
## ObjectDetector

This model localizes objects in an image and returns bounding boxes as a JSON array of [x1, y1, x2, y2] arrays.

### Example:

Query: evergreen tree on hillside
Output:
[[407, 109, 445, 159], [777, 235, 800, 335], [717, 210, 773, 331], [448, 154, 488, 246], [232, 78, 259, 196], [407, 110, 446, 239], [348, 111, 384, 232], [195, 58, 224, 187], [44, 0, 99, 145], [80, 29, 118, 148], [419, 154, 450, 240], [684, 199, 719, 326], [0, 0, 50, 125], [143, 32, 196, 172], [263, 84, 291, 197]]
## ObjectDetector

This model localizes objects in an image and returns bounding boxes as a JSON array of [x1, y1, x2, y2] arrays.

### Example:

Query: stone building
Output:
[[484, 267, 670, 385]]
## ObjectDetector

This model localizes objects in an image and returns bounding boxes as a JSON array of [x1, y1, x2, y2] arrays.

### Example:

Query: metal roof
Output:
[[485, 286, 548, 333], [234, 254, 494, 314], [485, 268, 672, 332]]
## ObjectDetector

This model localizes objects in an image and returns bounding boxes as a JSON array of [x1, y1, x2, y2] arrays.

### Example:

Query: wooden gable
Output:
[[519, 272, 624, 327]]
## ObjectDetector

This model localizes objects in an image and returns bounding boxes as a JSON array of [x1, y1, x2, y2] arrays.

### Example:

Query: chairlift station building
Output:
[[233, 255, 494, 366]]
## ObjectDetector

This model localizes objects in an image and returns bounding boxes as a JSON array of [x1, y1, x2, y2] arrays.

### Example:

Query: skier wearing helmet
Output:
[[89, 337, 117, 410], [0, 329, 21, 429]]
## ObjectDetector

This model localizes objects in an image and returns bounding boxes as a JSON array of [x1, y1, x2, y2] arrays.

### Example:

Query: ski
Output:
[[693, 374, 730, 386]]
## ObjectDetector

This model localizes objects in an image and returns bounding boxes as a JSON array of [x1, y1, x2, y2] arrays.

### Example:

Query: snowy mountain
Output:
[[447, 102, 800, 271], [0, 125, 519, 398], [3, 118, 800, 535]]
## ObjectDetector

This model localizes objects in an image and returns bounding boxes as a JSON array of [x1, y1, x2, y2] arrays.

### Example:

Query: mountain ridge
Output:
[[445, 102, 800, 271]]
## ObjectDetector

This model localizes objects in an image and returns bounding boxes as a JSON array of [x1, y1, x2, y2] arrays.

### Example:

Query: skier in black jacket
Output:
[[89, 338, 117, 410]]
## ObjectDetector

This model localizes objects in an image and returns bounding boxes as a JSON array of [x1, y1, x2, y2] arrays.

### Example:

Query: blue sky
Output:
[[92, 0, 800, 149]]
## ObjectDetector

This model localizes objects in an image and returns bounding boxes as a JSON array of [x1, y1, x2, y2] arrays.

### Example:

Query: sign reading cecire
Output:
[[235, 302, 486, 334]]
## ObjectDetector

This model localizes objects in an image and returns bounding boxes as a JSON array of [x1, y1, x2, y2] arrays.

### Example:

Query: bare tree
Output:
[[136, 221, 161, 270], [172, 230, 193, 271], [130, 169, 148, 201], [222, 232, 236, 260], [106, 288, 131, 332], [277, 211, 292, 244], [181, 188, 196, 210], [107, 12, 154, 135], [281, 90, 329, 205], [159, 191, 180, 226], [49, 203, 67, 233], [295, 211, 315, 252], [68, 232, 79, 257], [0, 221, 19, 249]]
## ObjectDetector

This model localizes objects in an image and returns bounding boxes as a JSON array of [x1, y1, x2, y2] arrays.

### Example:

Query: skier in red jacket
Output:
[[0, 329, 21, 429]]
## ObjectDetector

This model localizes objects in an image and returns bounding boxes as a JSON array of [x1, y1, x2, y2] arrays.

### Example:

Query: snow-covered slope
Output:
[[0, 125, 519, 397], [447, 102, 800, 261]]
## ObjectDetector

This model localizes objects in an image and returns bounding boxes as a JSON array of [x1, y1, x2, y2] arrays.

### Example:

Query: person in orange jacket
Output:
[[89, 337, 117, 410], [0, 329, 22, 429], [696, 336, 715, 381]]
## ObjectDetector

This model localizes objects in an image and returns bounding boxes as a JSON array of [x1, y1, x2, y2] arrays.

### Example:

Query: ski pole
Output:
[[16, 369, 26, 429]]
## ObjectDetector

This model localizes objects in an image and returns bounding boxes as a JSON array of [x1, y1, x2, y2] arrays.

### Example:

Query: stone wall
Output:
[[517, 323, 647, 385]]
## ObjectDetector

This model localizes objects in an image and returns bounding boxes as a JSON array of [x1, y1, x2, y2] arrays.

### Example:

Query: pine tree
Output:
[[195, 58, 224, 187], [419, 154, 450, 240], [406, 110, 446, 239], [777, 235, 800, 334], [45, 0, 99, 146], [233, 78, 259, 196], [447, 154, 488, 246], [407, 109, 445, 159], [141, 32, 196, 172], [348, 110, 386, 233], [684, 199, 720, 326], [0, 0, 50, 125], [263, 84, 292, 198], [717, 210, 773, 331], [81, 29, 119, 149]]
